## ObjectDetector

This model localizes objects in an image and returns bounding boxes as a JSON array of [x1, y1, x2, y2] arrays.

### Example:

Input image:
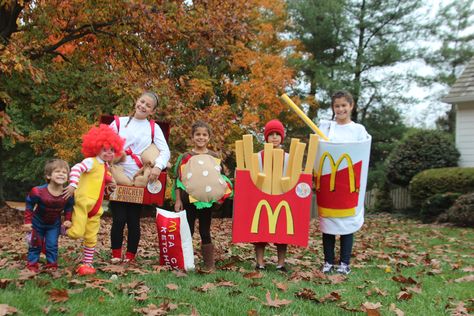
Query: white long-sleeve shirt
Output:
[[110, 117, 171, 180], [319, 120, 369, 143]]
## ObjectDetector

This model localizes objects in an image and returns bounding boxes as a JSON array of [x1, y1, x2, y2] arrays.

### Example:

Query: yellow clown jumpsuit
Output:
[[67, 158, 110, 248]]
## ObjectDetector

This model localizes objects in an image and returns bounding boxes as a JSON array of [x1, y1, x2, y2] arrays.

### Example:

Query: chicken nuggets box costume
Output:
[[100, 115, 170, 206]]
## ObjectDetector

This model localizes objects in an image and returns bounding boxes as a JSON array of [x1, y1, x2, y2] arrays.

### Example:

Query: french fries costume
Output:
[[232, 131, 317, 247]]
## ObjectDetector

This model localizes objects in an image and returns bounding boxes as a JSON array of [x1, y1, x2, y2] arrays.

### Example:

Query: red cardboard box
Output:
[[232, 169, 312, 247]]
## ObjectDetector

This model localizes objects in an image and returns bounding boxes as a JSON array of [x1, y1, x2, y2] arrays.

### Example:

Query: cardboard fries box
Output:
[[232, 169, 312, 247]]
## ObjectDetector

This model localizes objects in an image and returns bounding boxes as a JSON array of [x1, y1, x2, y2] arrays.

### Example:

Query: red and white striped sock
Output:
[[82, 246, 95, 265]]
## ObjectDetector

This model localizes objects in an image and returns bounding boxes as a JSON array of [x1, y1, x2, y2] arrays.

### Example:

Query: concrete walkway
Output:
[[6, 201, 25, 211]]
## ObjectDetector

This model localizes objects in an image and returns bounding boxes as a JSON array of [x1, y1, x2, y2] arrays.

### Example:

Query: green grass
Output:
[[0, 212, 473, 315]]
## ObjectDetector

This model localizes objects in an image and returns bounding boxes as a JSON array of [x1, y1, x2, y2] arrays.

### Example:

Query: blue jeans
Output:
[[27, 217, 61, 264], [322, 233, 354, 265]]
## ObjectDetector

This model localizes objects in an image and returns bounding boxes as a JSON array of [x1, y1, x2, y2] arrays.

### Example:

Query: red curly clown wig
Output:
[[81, 124, 125, 158]]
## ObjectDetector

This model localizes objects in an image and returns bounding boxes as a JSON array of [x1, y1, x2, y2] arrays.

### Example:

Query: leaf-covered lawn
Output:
[[0, 207, 473, 315]]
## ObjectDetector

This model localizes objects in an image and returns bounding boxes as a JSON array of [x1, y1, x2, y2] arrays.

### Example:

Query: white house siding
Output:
[[456, 102, 474, 167]]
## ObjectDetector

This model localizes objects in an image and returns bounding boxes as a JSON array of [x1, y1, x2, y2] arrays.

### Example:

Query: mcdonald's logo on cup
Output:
[[316, 151, 362, 218], [251, 200, 294, 235]]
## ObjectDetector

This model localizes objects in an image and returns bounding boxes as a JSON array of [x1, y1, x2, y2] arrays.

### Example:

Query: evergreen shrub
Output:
[[410, 167, 474, 208], [386, 130, 459, 186], [438, 192, 474, 227]]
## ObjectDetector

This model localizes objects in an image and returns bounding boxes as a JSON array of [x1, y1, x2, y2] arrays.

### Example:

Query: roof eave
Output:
[[442, 95, 474, 104]]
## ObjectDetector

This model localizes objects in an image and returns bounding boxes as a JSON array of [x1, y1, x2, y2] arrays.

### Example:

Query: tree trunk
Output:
[[0, 1, 28, 207], [0, 1, 29, 43], [0, 99, 6, 207], [352, 0, 366, 123]]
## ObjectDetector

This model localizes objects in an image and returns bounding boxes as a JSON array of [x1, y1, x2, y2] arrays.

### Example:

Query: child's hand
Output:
[[63, 185, 75, 199], [174, 200, 184, 212], [22, 224, 32, 232], [148, 166, 162, 183], [108, 182, 117, 191], [63, 220, 72, 228], [105, 182, 117, 197]]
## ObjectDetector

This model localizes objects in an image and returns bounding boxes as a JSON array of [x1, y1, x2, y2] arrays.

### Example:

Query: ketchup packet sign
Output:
[[155, 208, 194, 271]]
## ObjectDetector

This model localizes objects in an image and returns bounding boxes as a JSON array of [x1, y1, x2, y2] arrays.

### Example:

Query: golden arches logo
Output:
[[251, 200, 294, 235], [168, 220, 177, 233], [316, 152, 357, 192]]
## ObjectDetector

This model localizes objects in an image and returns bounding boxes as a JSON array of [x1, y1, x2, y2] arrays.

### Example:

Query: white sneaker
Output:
[[110, 257, 122, 264], [337, 262, 351, 275], [322, 262, 334, 274]]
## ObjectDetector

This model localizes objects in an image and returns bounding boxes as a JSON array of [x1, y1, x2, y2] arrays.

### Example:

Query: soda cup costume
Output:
[[316, 120, 371, 235], [280, 93, 372, 273]]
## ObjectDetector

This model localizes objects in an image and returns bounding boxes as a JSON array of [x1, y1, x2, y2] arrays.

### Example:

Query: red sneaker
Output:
[[110, 257, 122, 264], [111, 248, 122, 264], [26, 262, 39, 273], [44, 262, 58, 271], [76, 264, 96, 276], [124, 251, 136, 263]]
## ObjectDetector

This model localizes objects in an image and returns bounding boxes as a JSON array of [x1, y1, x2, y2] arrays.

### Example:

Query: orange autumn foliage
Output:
[[2, 0, 301, 165]]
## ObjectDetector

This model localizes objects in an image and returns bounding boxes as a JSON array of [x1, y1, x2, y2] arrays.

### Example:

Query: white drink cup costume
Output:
[[315, 120, 371, 235]]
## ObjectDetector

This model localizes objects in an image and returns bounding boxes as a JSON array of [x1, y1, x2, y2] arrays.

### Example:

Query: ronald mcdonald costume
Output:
[[66, 124, 124, 275], [67, 157, 113, 244]]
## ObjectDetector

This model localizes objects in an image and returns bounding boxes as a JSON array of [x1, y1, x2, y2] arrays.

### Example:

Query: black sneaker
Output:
[[276, 265, 288, 272]]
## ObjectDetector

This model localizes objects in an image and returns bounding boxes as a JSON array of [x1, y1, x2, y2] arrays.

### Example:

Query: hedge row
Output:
[[386, 130, 459, 186], [409, 167, 474, 208], [438, 192, 474, 227]]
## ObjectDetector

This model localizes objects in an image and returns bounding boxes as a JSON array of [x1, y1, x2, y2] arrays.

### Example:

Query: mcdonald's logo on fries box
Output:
[[232, 170, 312, 247], [314, 138, 371, 218]]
